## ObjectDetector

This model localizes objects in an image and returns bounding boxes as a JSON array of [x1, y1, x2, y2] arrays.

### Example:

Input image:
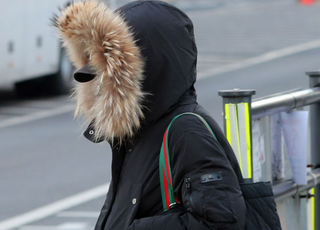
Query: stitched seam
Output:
[[246, 197, 280, 227], [246, 201, 273, 229]]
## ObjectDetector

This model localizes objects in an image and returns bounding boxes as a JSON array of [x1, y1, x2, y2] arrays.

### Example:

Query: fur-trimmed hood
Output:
[[54, 1, 144, 142], [54, 0, 197, 143]]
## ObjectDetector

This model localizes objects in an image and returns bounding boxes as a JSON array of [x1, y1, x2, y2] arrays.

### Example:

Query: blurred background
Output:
[[1, 0, 320, 229]]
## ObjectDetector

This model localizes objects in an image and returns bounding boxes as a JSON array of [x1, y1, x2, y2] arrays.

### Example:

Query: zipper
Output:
[[185, 177, 193, 212], [185, 177, 191, 189]]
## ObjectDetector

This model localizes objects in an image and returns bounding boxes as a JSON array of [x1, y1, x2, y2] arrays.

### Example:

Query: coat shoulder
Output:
[[167, 112, 218, 144]]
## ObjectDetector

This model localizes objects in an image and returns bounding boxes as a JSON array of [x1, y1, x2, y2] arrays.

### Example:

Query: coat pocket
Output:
[[125, 183, 143, 228], [182, 173, 238, 223]]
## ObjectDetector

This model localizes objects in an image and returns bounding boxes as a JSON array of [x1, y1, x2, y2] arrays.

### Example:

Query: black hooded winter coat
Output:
[[56, 1, 246, 229], [88, 1, 246, 230]]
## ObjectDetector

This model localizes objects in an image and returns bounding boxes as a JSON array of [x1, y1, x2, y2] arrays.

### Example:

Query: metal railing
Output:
[[273, 168, 320, 202], [219, 70, 320, 230], [252, 87, 320, 119]]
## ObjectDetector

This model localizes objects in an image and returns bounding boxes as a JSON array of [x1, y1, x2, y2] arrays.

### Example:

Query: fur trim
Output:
[[53, 1, 145, 142]]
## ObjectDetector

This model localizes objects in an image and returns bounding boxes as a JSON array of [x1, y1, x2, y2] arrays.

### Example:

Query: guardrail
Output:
[[252, 87, 320, 119], [218, 71, 320, 230]]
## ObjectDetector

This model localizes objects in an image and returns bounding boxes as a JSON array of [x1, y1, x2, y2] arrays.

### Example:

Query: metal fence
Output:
[[218, 71, 320, 230]]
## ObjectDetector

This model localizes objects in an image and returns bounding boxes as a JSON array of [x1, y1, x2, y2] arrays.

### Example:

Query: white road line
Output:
[[197, 39, 320, 80], [188, 1, 291, 18], [198, 55, 244, 63], [0, 183, 110, 230], [1, 39, 320, 130], [56, 211, 100, 218], [19, 222, 87, 230], [0, 104, 75, 129]]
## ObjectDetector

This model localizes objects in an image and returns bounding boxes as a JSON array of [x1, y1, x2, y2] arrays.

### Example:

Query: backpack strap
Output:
[[159, 112, 217, 212]]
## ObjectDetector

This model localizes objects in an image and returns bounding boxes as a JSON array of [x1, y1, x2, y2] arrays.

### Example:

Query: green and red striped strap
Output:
[[159, 112, 217, 212]]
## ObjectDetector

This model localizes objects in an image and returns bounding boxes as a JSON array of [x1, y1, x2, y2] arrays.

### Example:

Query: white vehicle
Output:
[[0, 0, 76, 95]]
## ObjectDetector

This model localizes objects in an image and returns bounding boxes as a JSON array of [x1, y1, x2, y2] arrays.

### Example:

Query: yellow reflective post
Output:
[[237, 103, 252, 179], [225, 104, 242, 172], [244, 103, 252, 178], [218, 89, 255, 182], [312, 188, 315, 230], [225, 104, 231, 144]]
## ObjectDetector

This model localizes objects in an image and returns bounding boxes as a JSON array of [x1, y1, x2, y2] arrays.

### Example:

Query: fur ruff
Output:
[[53, 1, 145, 142]]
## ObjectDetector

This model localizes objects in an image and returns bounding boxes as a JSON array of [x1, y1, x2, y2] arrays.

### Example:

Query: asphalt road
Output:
[[1, 1, 320, 229], [196, 47, 320, 126]]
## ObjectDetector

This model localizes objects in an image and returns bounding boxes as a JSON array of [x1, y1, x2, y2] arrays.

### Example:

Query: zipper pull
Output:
[[185, 177, 191, 189]]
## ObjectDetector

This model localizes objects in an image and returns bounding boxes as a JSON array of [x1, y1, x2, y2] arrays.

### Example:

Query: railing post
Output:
[[218, 89, 256, 183], [307, 71, 320, 230]]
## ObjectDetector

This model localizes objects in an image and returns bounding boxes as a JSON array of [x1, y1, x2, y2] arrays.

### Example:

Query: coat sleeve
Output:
[[127, 117, 246, 230]]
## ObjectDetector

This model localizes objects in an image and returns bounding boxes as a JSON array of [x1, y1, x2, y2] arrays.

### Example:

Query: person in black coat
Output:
[[54, 1, 246, 229]]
